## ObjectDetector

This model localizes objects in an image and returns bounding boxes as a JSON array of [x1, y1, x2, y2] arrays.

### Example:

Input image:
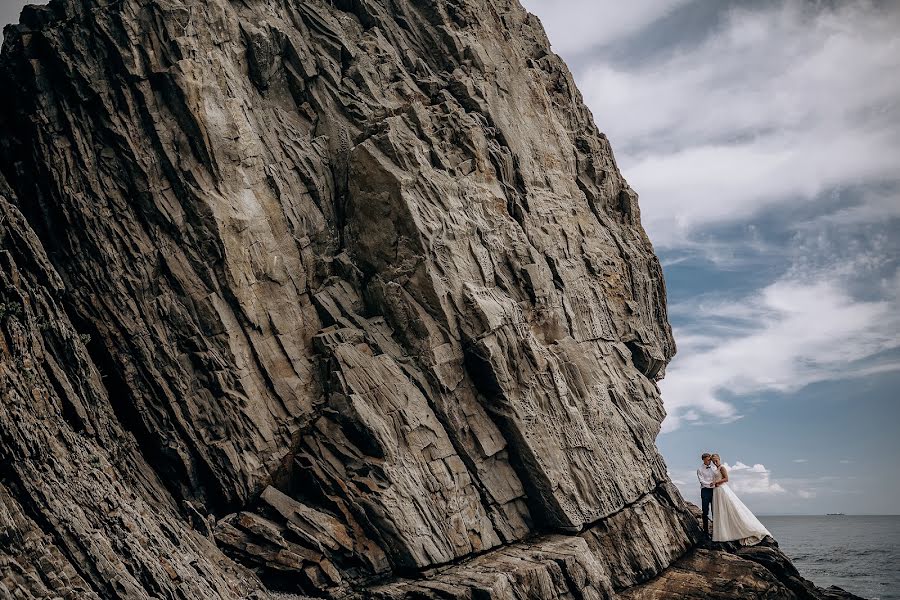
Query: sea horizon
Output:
[[760, 515, 899, 599]]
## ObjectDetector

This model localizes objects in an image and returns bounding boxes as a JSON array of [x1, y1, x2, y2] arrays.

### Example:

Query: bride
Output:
[[711, 453, 772, 545]]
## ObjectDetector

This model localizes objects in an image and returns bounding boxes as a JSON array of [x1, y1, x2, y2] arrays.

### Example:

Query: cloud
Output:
[[660, 269, 900, 432], [669, 463, 860, 513], [800, 188, 900, 230], [520, 0, 690, 55], [672, 461, 790, 501], [571, 0, 900, 247], [672, 466, 859, 511], [723, 462, 786, 495], [582, 2, 900, 152], [626, 136, 899, 247], [1, 1, 42, 35], [793, 459, 808, 463]]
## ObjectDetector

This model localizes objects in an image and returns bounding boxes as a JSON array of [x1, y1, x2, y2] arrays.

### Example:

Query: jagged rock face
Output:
[[0, 177, 264, 598], [620, 541, 865, 600], [0, 0, 752, 598]]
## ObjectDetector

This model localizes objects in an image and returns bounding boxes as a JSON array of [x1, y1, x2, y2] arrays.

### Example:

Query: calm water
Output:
[[759, 516, 900, 600]]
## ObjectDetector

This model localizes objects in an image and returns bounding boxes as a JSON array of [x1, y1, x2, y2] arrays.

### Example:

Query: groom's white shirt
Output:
[[697, 464, 716, 489]]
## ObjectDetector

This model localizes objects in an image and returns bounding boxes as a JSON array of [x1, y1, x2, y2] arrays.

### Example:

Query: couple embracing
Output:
[[698, 452, 771, 545]]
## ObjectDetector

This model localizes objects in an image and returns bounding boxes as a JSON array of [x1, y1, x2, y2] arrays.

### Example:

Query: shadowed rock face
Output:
[[0, 1, 851, 599]]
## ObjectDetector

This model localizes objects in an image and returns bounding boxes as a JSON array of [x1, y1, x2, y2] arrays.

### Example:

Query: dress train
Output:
[[711, 471, 771, 545]]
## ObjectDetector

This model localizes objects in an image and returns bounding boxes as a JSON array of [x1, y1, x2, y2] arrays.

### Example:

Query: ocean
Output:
[[759, 516, 900, 600]]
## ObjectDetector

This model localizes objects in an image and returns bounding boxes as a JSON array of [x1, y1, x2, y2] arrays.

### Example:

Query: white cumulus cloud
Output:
[[661, 269, 900, 432], [723, 461, 786, 495], [520, 0, 690, 55], [572, 0, 900, 247]]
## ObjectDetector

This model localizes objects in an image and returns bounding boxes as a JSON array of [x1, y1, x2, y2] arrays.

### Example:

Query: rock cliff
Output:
[[0, 1, 864, 598]]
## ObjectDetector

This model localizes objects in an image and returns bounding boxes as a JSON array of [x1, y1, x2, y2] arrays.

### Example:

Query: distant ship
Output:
[[826, 513, 846, 516]]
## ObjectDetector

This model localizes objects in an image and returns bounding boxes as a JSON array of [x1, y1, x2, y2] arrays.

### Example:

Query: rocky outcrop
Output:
[[622, 545, 865, 600], [0, 175, 266, 598], [0, 0, 862, 599], [617, 506, 864, 600]]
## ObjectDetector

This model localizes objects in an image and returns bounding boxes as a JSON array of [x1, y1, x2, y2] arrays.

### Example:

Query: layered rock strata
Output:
[[0, 0, 859, 599]]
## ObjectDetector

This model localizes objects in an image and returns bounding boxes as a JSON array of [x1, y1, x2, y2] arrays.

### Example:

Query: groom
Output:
[[697, 452, 717, 538]]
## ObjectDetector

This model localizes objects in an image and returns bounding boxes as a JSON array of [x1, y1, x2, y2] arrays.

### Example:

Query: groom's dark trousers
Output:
[[701, 487, 713, 535]]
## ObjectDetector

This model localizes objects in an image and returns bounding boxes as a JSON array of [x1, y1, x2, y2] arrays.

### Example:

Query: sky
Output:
[[521, 0, 900, 515], [3, 1, 899, 515], [0, 1, 31, 37]]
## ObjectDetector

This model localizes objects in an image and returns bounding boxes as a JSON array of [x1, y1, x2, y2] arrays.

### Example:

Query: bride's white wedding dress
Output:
[[712, 467, 771, 545]]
